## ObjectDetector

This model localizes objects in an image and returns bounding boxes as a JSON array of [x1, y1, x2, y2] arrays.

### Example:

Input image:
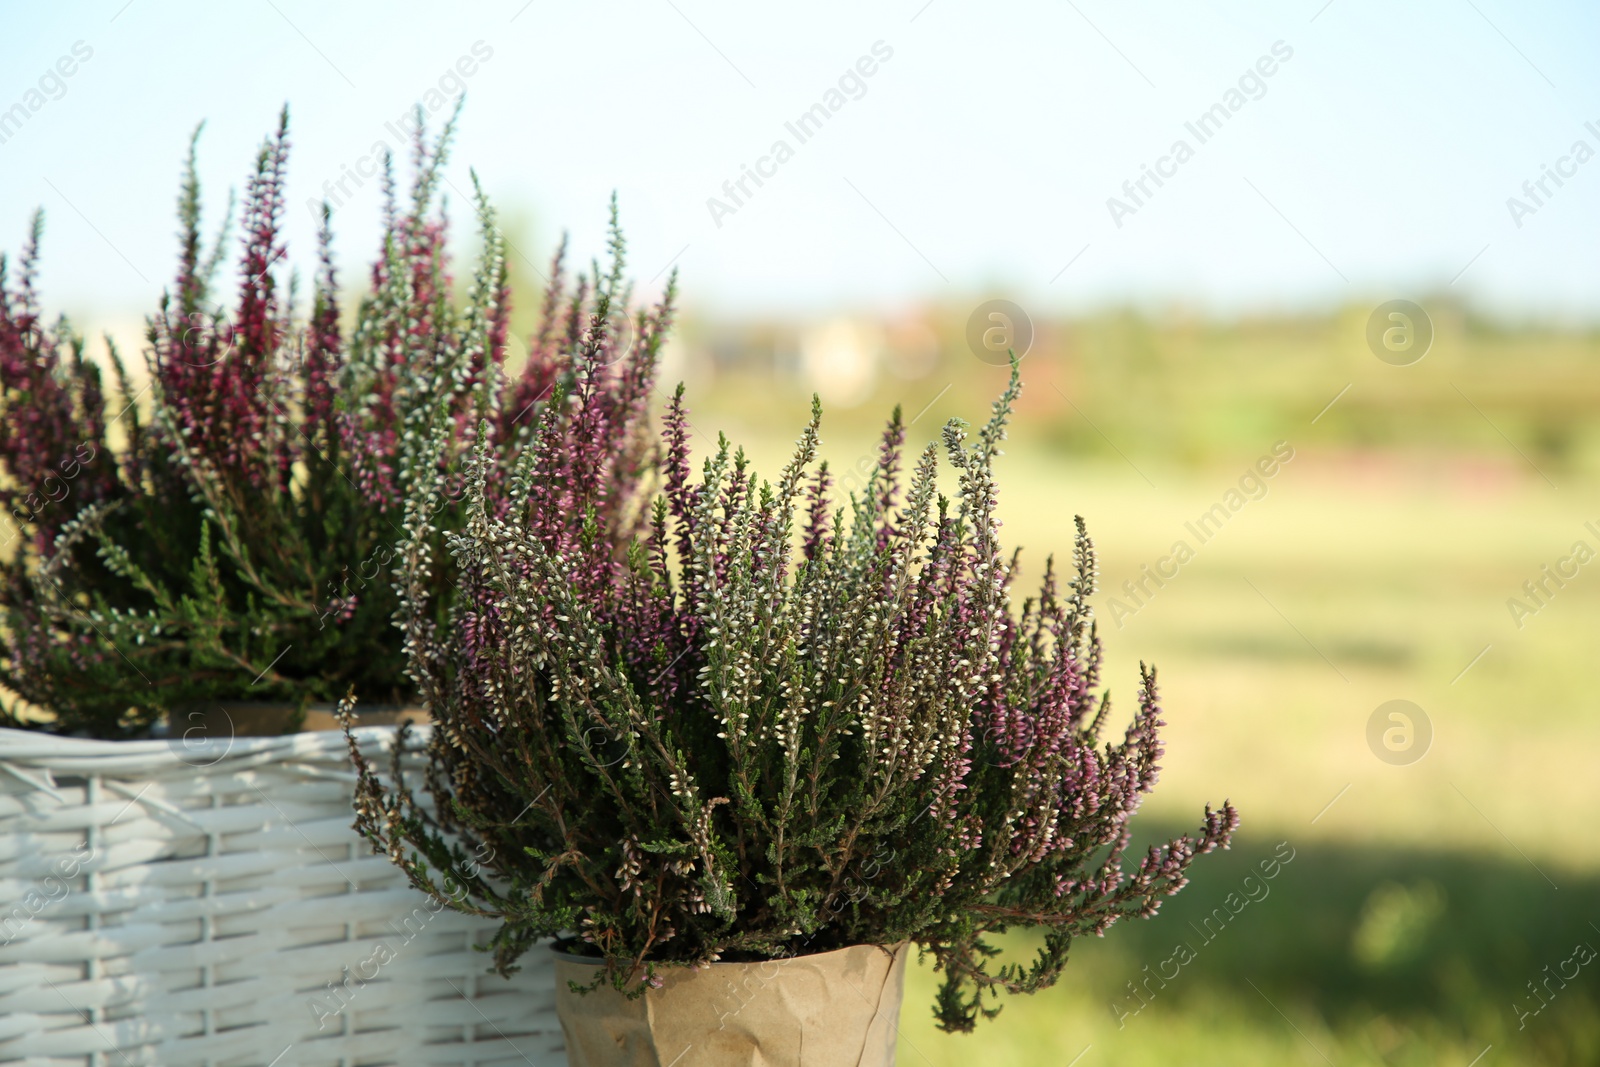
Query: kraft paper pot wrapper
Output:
[[553, 942, 910, 1067]]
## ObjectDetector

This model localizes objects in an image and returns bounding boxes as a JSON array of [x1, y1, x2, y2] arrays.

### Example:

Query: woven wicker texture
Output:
[[0, 726, 564, 1067]]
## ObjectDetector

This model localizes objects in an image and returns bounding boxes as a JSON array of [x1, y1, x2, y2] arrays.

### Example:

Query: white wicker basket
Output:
[[0, 726, 564, 1067]]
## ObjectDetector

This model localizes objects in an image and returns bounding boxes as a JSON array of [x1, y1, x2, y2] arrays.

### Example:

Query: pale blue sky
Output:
[[1, 0, 1596, 320]]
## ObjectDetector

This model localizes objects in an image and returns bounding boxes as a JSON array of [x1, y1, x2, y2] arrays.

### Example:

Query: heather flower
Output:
[[0, 106, 658, 737], [345, 347, 1237, 1032]]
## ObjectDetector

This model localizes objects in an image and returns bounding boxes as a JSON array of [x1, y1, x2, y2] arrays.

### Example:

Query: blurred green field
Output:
[[676, 307, 1600, 1065]]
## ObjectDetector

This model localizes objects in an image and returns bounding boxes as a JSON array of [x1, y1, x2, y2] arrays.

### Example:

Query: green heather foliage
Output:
[[344, 349, 1239, 1032], [0, 109, 655, 737]]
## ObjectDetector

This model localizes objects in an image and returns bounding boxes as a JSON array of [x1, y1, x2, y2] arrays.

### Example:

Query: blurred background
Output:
[[4, 2, 1599, 1063]]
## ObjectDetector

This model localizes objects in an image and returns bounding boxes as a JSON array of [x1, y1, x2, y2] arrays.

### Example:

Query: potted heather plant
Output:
[[0, 109, 494, 738], [0, 106, 673, 1064], [346, 350, 1239, 1064]]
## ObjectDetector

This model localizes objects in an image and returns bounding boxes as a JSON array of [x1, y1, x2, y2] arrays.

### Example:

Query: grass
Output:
[[683, 333, 1600, 1064], [895, 833, 1600, 1066], [889, 451, 1600, 1064]]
